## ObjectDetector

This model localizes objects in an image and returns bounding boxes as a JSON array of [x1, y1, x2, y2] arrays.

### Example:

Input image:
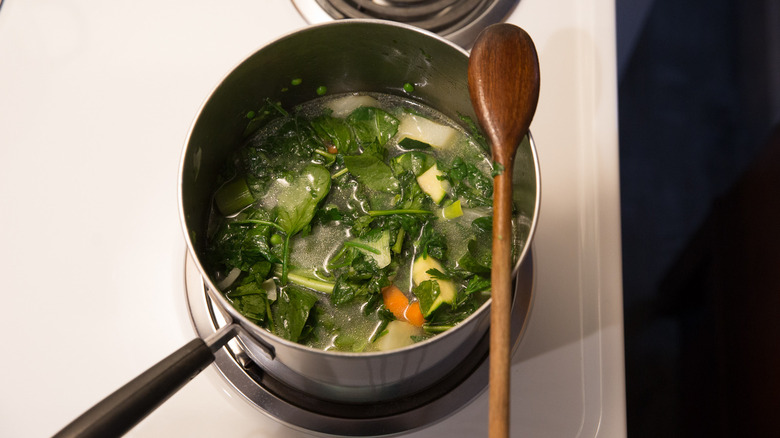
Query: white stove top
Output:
[[0, 1, 625, 436]]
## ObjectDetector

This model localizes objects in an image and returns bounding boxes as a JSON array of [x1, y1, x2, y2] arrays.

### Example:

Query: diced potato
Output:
[[416, 164, 449, 204], [325, 95, 380, 118], [375, 320, 423, 351], [397, 113, 458, 149]]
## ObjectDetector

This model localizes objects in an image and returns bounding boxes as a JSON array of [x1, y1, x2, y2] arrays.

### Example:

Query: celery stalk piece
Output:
[[215, 177, 255, 216]]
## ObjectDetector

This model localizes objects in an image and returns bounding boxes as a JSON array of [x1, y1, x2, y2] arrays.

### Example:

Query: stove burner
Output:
[[184, 252, 534, 436], [292, 0, 521, 47]]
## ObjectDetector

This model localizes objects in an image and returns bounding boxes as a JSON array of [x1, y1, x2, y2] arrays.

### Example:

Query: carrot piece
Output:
[[404, 301, 425, 327], [382, 285, 409, 321]]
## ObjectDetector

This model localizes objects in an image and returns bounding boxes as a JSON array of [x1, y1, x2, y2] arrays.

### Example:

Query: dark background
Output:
[[617, 0, 780, 436]]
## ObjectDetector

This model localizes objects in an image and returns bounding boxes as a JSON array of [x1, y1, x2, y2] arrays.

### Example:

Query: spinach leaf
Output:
[[343, 154, 400, 210], [275, 164, 331, 282], [206, 213, 277, 272], [276, 164, 331, 235], [346, 106, 399, 147], [391, 152, 437, 177], [414, 280, 441, 317], [329, 250, 390, 307], [248, 117, 322, 174], [227, 280, 269, 324], [311, 114, 358, 155], [416, 221, 447, 260], [272, 285, 319, 342], [343, 154, 399, 193]]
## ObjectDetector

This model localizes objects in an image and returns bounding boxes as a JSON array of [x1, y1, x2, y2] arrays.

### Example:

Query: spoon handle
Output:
[[490, 156, 515, 438]]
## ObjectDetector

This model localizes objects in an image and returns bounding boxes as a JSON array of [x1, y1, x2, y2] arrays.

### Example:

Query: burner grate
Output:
[[293, 0, 521, 47], [324, 0, 488, 33]]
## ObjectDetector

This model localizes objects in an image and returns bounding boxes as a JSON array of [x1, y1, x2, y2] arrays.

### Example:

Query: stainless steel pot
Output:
[[55, 19, 540, 438]]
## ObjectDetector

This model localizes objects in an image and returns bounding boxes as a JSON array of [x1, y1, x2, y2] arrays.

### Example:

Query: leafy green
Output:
[[391, 152, 437, 177], [311, 114, 358, 155], [416, 221, 447, 260], [343, 154, 399, 193], [227, 280, 269, 324], [414, 280, 440, 316], [275, 164, 332, 282], [328, 235, 391, 308], [272, 285, 319, 342], [206, 211, 278, 272], [463, 275, 491, 296], [276, 164, 331, 235], [346, 106, 399, 147], [445, 158, 493, 207]]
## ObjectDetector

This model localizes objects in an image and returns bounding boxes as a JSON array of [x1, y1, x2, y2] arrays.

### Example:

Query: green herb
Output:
[[491, 161, 505, 177], [403, 82, 415, 93], [445, 158, 493, 207]]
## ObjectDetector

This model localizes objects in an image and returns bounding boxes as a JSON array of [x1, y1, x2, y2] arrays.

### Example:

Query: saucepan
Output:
[[54, 19, 540, 438]]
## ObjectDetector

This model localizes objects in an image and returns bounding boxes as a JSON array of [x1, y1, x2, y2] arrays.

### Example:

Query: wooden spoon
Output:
[[468, 24, 540, 438]]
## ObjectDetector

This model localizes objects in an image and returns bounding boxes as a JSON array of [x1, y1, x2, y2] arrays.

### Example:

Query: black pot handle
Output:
[[53, 324, 239, 438]]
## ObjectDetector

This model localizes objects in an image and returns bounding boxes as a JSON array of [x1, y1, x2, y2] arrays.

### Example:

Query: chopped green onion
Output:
[[316, 85, 327, 95], [403, 82, 415, 93]]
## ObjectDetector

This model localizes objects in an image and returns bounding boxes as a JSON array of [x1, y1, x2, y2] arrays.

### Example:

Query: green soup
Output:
[[204, 93, 498, 352]]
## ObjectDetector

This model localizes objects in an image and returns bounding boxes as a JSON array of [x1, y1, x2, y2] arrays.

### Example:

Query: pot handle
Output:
[[53, 324, 240, 438]]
